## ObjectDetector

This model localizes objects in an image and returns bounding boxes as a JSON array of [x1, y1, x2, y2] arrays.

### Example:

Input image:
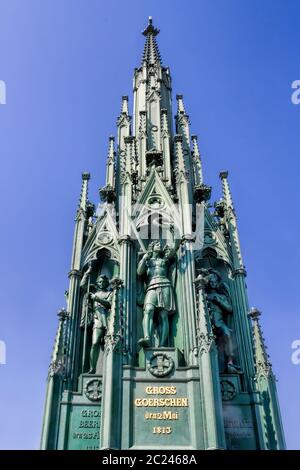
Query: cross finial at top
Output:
[[142, 16, 160, 37]]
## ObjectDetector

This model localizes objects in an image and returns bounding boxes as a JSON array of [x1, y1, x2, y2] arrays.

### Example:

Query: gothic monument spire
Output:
[[41, 18, 285, 451]]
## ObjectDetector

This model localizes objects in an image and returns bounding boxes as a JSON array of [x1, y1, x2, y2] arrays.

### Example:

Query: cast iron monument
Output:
[[41, 18, 285, 450]]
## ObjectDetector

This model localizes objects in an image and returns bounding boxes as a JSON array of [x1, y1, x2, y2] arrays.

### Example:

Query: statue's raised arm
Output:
[[137, 251, 150, 277], [164, 237, 181, 262]]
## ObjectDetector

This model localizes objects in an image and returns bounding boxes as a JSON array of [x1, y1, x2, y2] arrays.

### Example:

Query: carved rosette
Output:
[[220, 379, 237, 401], [96, 231, 113, 246], [148, 352, 174, 378], [84, 379, 102, 401]]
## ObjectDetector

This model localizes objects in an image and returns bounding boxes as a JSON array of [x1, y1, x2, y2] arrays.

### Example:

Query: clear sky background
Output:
[[0, 0, 299, 450]]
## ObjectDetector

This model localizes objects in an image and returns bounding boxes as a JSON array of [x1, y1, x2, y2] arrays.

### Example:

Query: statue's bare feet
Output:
[[88, 368, 95, 374], [138, 337, 150, 348]]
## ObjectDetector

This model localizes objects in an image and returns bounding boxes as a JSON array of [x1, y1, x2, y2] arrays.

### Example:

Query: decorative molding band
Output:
[[232, 267, 247, 277], [68, 269, 82, 279], [118, 235, 133, 246]]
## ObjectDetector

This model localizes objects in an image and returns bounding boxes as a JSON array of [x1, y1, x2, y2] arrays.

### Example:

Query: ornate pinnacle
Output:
[[81, 172, 90, 181], [78, 172, 91, 214], [249, 308, 273, 378], [105, 136, 116, 190], [176, 94, 186, 114], [57, 308, 68, 321], [107, 136, 115, 164], [248, 307, 261, 321], [121, 96, 129, 115], [174, 134, 183, 143], [191, 134, 204, 187], [142, 17, 160, 37], [141, 17, 162, 65], [219, 170, 234, 211], [161, 108, 169, 134], [219, 170, 229, 180]]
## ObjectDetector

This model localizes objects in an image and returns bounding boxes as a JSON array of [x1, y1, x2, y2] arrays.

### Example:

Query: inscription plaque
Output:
[[67, 405, 101, 450], [223, 404, 257, 450], [132, 382, 190, 448]]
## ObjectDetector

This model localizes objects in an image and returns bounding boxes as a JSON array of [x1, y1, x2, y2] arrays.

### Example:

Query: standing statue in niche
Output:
[[201, 268, 242, 374], [137, 240, 179, 348], [80, 266, 112, 374]]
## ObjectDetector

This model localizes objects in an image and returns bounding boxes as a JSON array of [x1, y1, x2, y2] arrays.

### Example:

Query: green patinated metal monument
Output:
[[41, 18, 285, 450]]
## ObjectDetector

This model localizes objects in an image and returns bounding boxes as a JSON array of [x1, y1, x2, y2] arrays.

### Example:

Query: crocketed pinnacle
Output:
[[249, 308, 272, 376], [78, 172, 90, 213], [141, 17, 162, 66]]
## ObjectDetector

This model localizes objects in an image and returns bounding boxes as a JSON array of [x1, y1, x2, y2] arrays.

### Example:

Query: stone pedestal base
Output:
[[121, 347, 204, 449], [57, 374, 102, 450]]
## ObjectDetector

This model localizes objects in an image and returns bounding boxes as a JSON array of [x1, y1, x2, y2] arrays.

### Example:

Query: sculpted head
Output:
[[96, 274, 109, 290], [207, 271, 220, 290], [148, 240, 163, 256], [153, 240, 163, 254]]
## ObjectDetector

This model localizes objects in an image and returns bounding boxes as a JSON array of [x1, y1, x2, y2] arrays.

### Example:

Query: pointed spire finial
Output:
[[78, 172, 90, 212], [191, 134, 203, 186], [81, 172, 90, 181], [248, 308, 272, 377], [107, 136, 116, 166], [99, 136, 116, 202], [176, 94, 186, 114], [108, 135, 115, 153], [248, 307, 261, 321], [142, 17, 160, 37], [141, 17, 161, 65], [121, 96, 129, 115], [219, 170, 234, 210]]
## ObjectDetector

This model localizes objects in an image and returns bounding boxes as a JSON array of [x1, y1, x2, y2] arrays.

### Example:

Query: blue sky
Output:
[[0, 0, 299, 449]]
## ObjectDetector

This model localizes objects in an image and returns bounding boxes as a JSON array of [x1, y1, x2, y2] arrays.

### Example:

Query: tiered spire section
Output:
[[191, 135, 203, 186], [132, 18, 173, 185], [120, 95, 129, 115], [248, 308, 286, 449], [219, 171, 244, 272], [106, 136, 116, 187], [220, 170, 234, 210], [71, 172, 91, 271], [141, 17, 161, 66], [100, 17, 213, 209], [176, 94, 191, 147], [100, 137, 116, 203], [78, 172, 90, 214]]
